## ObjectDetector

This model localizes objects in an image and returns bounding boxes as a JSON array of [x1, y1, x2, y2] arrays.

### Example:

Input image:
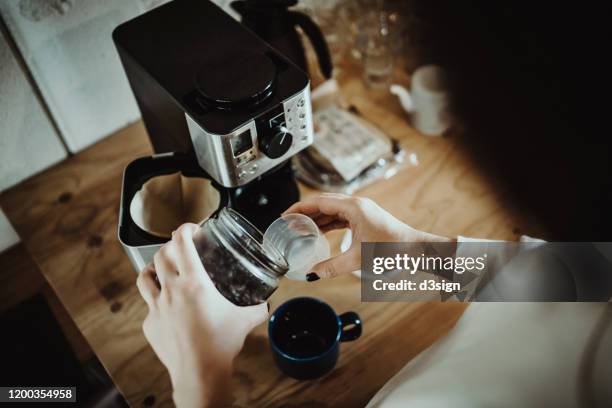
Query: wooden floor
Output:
[[0, 67, 546, 407]]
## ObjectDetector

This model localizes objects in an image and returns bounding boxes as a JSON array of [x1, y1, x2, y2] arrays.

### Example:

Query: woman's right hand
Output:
[[283, 193, 451, 280]]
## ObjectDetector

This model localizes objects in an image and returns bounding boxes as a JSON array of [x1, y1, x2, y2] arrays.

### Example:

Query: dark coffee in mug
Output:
[[269, 297, 362, 380], [284, 330, 329, 357], [273, 304, 339, 359]]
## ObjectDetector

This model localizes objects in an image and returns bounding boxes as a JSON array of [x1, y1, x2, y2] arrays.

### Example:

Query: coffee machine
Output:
[[114, 0, 313, 271]]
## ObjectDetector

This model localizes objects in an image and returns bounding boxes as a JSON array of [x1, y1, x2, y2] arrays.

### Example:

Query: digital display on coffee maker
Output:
[[231, 130, 253, 157]]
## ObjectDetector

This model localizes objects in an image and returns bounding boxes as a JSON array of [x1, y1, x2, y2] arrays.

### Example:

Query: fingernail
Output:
[[306, 273, 320, 282]]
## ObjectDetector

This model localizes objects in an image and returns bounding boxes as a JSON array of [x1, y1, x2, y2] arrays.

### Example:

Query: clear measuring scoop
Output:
[[263, 214, 330, 281]]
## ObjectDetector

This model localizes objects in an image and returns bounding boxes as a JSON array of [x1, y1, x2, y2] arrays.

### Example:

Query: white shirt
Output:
[[366, 237, 612, 408]]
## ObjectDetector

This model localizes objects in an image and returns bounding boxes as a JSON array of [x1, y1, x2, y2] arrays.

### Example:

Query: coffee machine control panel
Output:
[[186, 86, 313, 187]]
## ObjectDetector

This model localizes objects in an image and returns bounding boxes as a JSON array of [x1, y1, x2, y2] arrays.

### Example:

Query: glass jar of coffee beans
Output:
[[193, 207, 288, 306]]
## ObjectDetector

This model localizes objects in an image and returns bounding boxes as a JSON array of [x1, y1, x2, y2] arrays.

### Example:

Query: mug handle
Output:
[[339, 312, 362, 342], [390, 84, 414, 113]]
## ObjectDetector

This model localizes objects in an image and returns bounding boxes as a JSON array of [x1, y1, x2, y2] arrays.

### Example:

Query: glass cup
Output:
[[362, 41, 394, 90], [263, 214, 330, 281]]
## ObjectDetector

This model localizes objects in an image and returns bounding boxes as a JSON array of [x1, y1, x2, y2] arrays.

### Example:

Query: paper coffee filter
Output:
[[130, 172, 220, 238]]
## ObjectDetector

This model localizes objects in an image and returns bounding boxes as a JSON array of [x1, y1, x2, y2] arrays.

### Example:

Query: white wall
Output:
[[0, 0, 148, 153], [0, 25, 67, 191]]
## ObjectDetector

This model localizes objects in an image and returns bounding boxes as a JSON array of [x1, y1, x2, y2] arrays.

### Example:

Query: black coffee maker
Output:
[[115, 0, 316, 272], [231, 0, 332, 79]]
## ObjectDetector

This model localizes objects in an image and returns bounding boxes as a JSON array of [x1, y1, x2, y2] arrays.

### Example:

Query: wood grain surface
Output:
[[0, 71, 544, 407]]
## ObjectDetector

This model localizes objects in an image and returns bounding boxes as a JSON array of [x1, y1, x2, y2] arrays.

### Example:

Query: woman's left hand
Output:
[[136, 223, 268, 408]]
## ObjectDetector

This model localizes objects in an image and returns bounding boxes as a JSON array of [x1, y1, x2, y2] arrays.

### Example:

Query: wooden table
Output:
[[0, 72, 543, 407]]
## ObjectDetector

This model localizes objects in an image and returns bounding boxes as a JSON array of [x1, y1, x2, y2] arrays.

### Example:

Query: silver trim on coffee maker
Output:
[[123, 243, 162, 273], [186, 86, 314, 187]]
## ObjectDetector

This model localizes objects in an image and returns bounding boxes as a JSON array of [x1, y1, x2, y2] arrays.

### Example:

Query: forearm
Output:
[[400, 224, 457, 253], [412, 228, 454, 244], [172, 359, 234, 408]]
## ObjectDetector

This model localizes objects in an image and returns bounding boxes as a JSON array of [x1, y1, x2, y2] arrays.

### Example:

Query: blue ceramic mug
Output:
[[268, 297, 362, 380]]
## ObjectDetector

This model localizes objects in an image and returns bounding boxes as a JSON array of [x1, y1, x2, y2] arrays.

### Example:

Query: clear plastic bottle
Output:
[[193, 208, 288, 306]]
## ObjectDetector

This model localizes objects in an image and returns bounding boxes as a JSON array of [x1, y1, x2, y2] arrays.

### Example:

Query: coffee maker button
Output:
[[260, 126, 293, 159], [238, 170, 247, 179], [300, 124, 306, 130], [248, 164, 258, 174], [297, 99, 304, 107], [299, 113, 305, 119]]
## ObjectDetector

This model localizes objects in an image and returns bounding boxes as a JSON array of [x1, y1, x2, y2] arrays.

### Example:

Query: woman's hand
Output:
[[284, 193, 452, 280], [136, 223, 267, 408]]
